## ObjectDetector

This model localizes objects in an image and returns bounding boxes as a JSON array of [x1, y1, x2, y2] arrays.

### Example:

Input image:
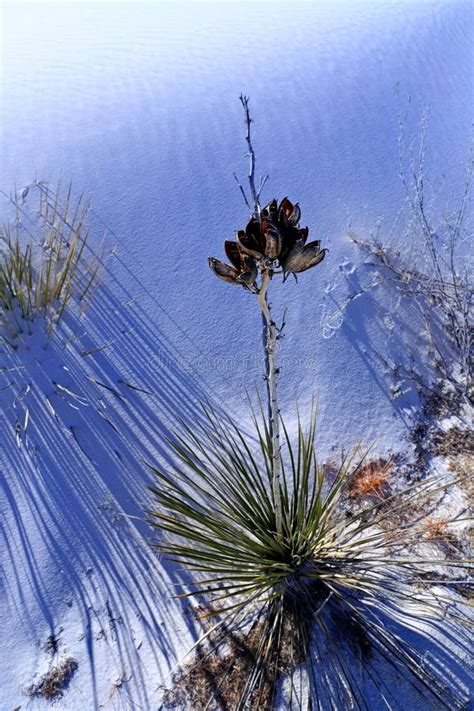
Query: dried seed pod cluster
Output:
[[209, 198, 326, 289]]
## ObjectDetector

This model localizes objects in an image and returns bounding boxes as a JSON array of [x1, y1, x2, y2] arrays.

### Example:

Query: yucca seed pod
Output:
[[208, 257, 240, 284], [282, 240, 327, 274], [279, 196, 301, 227], [237, 262, 258, 288], [237, 219, 265, 259], [264, 224, 282, 260], [209, 241, 258, 289]]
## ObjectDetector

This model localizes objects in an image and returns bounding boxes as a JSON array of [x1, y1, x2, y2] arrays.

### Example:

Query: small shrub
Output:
[[27, 657, 78, 701], [351, 111, 473, 404], [423, 516, 455, 543], [348, 457, 392, 499]]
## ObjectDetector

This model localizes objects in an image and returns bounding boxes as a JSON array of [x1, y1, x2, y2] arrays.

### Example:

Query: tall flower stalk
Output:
[[258, 268, 283, 535], [209, 95, 326, 536]]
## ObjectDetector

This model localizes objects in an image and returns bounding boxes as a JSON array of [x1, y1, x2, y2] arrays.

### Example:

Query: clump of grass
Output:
[[423, 516, 453, 542], [432, 426, 474, 457], [0, 183, 100, 343], [27, 657, 78, 701], [150, 403, 471, 709], [348, 457, 393, 499]]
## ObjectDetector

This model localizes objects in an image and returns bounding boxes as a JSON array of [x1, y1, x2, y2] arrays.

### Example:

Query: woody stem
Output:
[[258, 268, 283, 537], [240, 94, 260, 217]]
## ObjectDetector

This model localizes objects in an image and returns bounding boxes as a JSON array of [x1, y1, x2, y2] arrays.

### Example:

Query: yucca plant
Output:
[[0, 183, 99, 344], [149, 98, 471, 709], [150, 403, 470, 709]]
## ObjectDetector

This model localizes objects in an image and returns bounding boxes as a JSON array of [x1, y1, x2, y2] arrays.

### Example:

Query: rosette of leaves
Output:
[[150, 403, 471, 710]]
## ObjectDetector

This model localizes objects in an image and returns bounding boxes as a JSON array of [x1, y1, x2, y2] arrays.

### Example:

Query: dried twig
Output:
[[239, 94, 260, 216]]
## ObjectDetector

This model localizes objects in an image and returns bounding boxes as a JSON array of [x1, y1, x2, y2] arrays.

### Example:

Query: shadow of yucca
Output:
[[0, 183, 223, 707]]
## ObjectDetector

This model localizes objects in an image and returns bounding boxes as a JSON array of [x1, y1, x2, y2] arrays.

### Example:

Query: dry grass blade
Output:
[[0, 182, 100, 342]]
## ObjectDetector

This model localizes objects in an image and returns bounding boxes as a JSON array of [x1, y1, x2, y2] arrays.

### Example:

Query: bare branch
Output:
[[239, 94, 260, 216], [232, 172, 251, 210], [256, 174, 269, 201]]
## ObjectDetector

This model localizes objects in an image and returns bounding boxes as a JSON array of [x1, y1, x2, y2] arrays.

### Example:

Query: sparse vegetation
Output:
[[423, 516, 454, 542], [162, 599, 305, 710], [351, 110, 473, 407], [348, 457, 393, 499], [0, 183, 100, 346], [27, 657, 78, 701]]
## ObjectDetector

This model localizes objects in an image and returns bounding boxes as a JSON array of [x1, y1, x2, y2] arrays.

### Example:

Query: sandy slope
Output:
[[0, 1, 473, 709], [0, 211, 201, 706]]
